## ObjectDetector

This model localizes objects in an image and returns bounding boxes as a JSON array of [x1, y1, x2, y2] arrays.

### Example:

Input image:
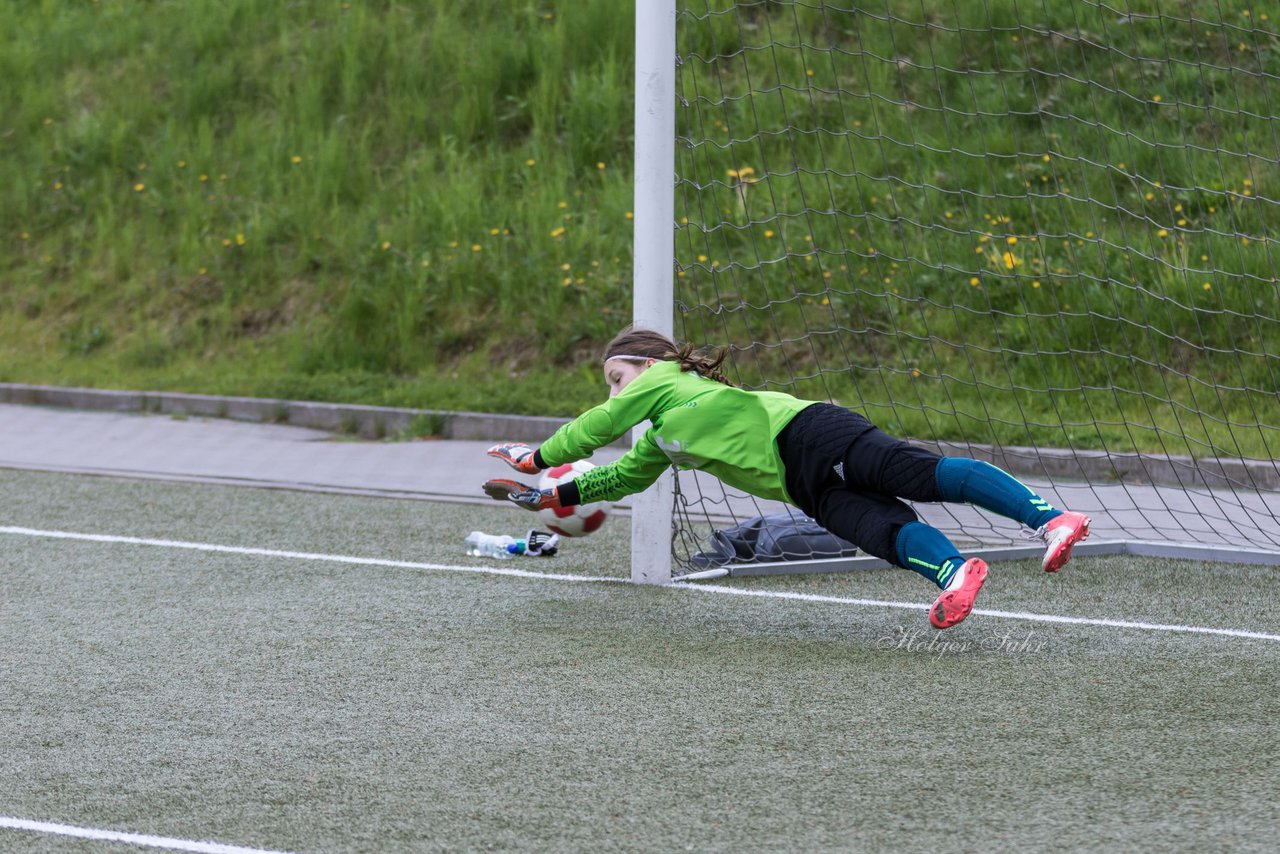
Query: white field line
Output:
[[0, 816, 293, 854], [672, 582, 1280, 643], [3, 525, 1279, 643], [0, 525, 625, 585]]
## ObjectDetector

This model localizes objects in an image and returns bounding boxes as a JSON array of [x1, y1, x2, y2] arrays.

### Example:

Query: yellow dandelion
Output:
[[1152, 94, 1163, 103], [291, 155, 302, 164], [471, 244, 481, 252], [726, 169, 739, 179], [1174, 204, 1183, 212], [1032, 280, 1041, 288], [1042, 153, 1051, 162], [526, 158, 536, 167], [133, 182, 145, 192], [697, 254, 708, 262], [970, 277, 981, 286], [596, 162, 605, 170], [1145, 192, 1154, 201], [198, 267, 207, 275], [449, 240, 458, 249], [1242, 237, 1251, 245], [490, 228, 501, 236], [177, 160, 186, 169], [557, 201, 568, 209], [562, 277, 572, 286], [235, 233, 246, 246], [20, 232, 28, 240], [764, 229, 775, 238], [1178, 219, 1187, 226], [1007, 236, 1018, 245], [53, 181, 62, 190], [625, 211, 634, 220], [912, 369, 921, 378], [381, 241, 391, 251], [550, 226, 566, 238], [1002, 251, 1021, 269], [805, 68, 814, 77], [1157, 229, 1168, 238], [1203, 282, 1212, 290], [199, 174, 209, 182]]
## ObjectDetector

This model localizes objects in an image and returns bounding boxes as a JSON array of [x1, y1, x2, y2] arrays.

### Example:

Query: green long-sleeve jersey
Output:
[[537, 361, 820, 505]]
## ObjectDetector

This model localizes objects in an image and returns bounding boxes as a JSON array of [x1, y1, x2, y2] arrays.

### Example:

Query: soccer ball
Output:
[[537, 460, 611, 537]]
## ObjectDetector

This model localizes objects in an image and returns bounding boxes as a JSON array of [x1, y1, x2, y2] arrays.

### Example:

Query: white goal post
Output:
[[630, 0, 678, 584]]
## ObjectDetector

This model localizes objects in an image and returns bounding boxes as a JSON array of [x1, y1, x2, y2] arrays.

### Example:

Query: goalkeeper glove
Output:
[[487, 442, 543, 475], [483, 478, 561, 511]]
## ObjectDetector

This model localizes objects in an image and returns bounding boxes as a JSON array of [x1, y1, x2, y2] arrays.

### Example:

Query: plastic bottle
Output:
[[464, 531, 523, 559]]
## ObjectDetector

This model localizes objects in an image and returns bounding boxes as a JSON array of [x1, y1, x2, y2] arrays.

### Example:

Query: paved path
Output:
[[4, 402, 1279, 558], [0, 403, 628, 508]]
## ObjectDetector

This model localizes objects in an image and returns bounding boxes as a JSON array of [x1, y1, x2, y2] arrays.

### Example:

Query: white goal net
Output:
[[661, 0, 1280, 575]]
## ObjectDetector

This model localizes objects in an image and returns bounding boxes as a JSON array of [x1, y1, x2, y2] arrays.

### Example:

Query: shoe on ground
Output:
[[1037, 510, 1091, 573], [929, 558, 988, 630]]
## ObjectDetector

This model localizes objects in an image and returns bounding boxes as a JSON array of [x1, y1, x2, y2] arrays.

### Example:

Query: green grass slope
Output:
[[2, 1, 1277, 457]]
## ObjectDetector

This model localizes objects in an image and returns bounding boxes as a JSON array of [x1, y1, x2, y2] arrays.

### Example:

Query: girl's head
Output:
[[601, 326, 732, 396]]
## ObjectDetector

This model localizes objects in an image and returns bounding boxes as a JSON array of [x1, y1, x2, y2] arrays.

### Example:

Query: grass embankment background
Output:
[[2, 1, 1277, 458], [1, 0, 633, 417]]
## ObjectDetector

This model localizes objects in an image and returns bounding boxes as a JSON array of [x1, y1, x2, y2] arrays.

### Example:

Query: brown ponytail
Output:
[[602, 326, 734, 387]]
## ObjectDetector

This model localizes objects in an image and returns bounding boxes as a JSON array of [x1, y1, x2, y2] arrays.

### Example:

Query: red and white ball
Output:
[[537, 460, 611, 537]]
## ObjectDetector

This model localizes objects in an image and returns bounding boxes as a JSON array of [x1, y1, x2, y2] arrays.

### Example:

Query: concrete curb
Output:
[[2, 382, 1276, 490], [0, 382, 571, 444]]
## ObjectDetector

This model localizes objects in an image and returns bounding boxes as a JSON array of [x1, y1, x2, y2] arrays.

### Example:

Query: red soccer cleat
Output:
[[1037, 510, 1091, 573], [929, 558, 988, 630]]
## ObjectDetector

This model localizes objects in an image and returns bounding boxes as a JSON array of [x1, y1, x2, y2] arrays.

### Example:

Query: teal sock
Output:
[[935, 458, 1062, 530], [895, 521, 966, 590]]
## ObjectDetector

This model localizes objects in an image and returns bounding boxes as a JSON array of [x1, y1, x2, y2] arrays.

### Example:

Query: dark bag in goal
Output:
[[690, 513, 858, 569]]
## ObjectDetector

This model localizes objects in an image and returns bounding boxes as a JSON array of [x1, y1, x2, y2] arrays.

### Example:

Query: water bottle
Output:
[[463, 530, 561, 558], [464, 531, 522, 559]]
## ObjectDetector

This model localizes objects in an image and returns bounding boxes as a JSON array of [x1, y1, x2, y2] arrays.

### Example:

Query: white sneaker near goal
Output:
[[1035, 511, 1091, 573]]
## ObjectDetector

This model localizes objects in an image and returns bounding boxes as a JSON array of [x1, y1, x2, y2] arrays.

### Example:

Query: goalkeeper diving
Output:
[[484, 327, 1090, 630]]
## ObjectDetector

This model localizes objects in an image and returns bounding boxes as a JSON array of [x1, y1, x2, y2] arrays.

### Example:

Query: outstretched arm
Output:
[[483, 429, 672, 511], [537, 366, 674, 467]]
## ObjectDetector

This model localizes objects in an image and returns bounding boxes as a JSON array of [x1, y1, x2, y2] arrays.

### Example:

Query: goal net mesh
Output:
[[668, 0, 1280, 574]]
